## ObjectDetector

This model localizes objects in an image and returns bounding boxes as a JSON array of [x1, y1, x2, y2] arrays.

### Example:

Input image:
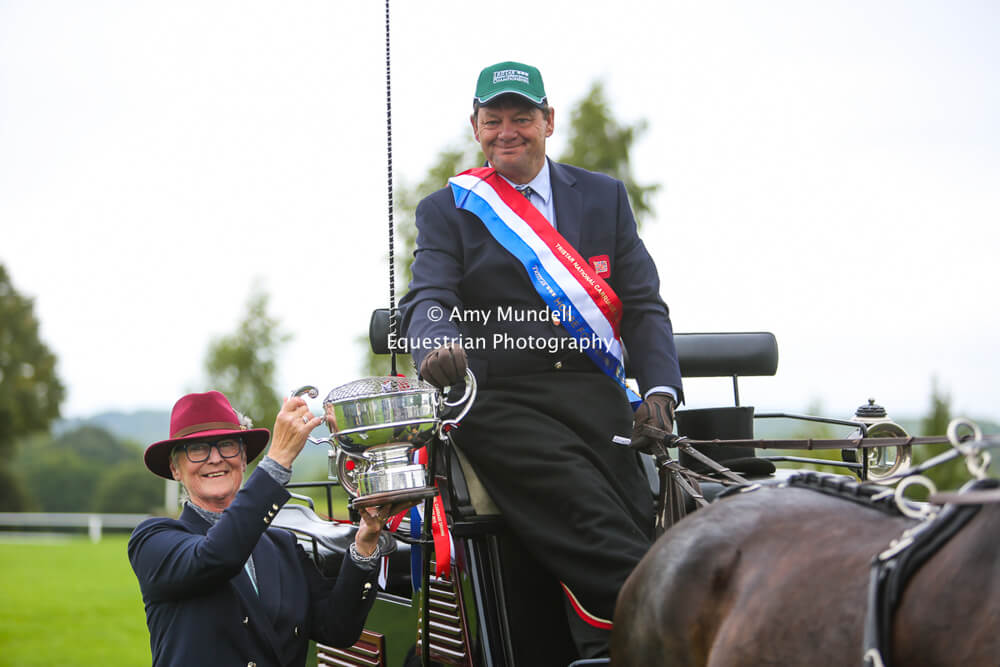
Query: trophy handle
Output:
[[440, 369, 477, 431], [290, 385, 319, 399], [289, 385, 334, 446]]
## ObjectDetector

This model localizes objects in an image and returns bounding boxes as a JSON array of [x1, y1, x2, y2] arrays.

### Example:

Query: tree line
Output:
[[0, 270, 290, 514], [1, 82, 658, 514], [0, 82, 990, 513]]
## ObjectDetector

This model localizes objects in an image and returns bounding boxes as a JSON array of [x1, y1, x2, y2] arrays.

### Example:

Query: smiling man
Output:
[[473, 91, 553, 184], [399, 61, 684, 658]]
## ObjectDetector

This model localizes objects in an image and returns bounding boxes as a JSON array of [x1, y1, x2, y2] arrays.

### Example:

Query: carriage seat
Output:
[[672, 332, 778, 476], [368, 310, 779, 519], [272, 503, 404, 579], [442, 331, 781, 519], [447, 439, 502, 517], [445, 438, 660, 520], [271, 504, 355, 576]]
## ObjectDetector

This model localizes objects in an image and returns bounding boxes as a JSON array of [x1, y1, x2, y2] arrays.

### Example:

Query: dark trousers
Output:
[[452, 371, 654, 657]]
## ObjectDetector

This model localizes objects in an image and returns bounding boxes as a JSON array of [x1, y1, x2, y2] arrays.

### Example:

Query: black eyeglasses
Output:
[[176, 438, 244, 463]]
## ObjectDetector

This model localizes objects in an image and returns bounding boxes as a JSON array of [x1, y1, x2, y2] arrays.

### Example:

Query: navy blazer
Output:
[[399, 159, 683, 397], [128, 468, 378, 667]]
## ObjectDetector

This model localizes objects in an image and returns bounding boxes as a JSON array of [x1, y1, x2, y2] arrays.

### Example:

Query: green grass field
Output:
[[0, 531, 409, 667], [0, 534, 150, 666]]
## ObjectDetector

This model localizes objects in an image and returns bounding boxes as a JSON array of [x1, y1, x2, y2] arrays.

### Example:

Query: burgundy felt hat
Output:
[[144, 391, 271, 480]]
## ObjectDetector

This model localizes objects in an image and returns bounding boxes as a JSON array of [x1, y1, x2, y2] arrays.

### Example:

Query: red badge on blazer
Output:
[[589, 255, 610, 278]]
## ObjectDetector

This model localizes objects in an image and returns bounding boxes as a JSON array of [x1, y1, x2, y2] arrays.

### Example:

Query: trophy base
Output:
[[349, 486, 439, 510]]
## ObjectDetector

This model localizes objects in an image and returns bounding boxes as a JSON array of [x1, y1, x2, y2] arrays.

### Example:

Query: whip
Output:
[[384, 0, 398, 377], [381, 4, 434, 664]]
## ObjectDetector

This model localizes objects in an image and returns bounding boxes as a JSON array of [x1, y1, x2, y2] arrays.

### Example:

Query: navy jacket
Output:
[[128, 468, 378, 667], [399, 159, 683, 397]]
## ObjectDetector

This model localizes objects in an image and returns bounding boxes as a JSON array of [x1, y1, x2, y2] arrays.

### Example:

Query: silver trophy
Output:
[[292, 371, 476, 508]]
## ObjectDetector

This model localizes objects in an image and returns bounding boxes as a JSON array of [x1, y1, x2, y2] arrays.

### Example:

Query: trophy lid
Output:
[[323, 376, 437, 405], [321, 375, 441, 451]]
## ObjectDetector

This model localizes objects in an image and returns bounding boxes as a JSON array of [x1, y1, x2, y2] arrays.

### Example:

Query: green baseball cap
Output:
[[474, 61, 547, 107]]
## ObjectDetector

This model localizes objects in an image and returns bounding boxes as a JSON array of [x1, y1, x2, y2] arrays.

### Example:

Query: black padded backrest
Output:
[[369, 308, 392, 355], [674, 332, 778, 378]]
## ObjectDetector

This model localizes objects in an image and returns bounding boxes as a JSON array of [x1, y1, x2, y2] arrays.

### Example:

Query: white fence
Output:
[[0, 512, 151, 542]]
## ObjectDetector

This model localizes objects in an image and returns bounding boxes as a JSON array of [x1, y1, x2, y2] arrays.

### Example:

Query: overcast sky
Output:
[[2, 1, 997, 428]]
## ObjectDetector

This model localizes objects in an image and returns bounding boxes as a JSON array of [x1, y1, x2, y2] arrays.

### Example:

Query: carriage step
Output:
[[414, 559, 473, 665]]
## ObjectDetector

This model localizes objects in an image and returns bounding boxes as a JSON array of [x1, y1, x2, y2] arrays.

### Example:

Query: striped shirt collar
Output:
[[496, 158, 552, 205]]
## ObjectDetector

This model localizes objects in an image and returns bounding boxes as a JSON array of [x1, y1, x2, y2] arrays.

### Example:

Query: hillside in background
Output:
[[53, 410, 331, 482], [55, 411, 168, 448], [57, 408, 999, 457]]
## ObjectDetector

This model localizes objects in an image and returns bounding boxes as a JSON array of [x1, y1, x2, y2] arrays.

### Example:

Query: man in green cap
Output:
[[399, 60, 683, 659]]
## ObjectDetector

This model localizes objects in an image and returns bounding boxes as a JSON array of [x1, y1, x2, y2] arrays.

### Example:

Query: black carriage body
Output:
[[276, 332, 786, 666]]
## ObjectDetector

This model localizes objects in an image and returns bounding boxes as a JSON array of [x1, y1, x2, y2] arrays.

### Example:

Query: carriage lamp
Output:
[[847, 398, 912, 482]]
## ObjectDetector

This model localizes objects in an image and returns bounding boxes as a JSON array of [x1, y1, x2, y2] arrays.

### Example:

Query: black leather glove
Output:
[[630, 393, 677, 451], [419, 343, 467, 389]]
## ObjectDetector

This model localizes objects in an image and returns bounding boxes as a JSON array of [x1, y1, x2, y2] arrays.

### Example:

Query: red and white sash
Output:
[[448, 167, 639, 403]]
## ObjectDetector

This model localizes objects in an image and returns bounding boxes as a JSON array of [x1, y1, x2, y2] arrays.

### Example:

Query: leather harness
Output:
[[860, 479, 996, 667], [723, 473, 996, 667]]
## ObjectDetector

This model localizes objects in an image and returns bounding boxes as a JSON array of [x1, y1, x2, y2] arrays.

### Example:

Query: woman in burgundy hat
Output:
[[128, 390, 406, 667]]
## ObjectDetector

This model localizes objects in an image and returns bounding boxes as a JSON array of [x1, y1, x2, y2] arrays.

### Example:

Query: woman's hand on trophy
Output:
[[355, 501, 421, 557], [267, 396, 323, 469], [420, 343, 467, 388]]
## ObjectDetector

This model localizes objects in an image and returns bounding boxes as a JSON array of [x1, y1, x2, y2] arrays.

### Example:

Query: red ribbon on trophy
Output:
[[385, 446, 452, 589]]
